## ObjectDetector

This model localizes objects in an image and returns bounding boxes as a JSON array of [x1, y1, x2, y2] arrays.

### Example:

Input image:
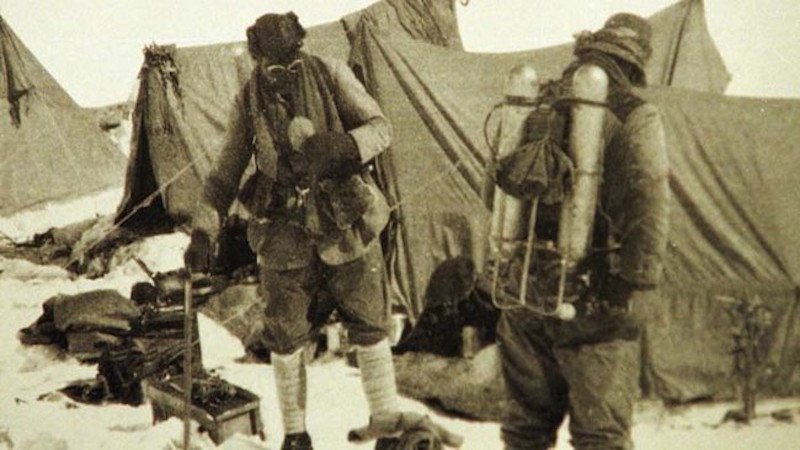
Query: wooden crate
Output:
[[145, 378, 265, 444]]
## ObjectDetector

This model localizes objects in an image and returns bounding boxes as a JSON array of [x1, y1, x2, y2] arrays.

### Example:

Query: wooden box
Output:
[[145, 378, 265, 444]]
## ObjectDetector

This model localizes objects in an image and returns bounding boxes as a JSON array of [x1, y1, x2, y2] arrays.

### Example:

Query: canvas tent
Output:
[[0, 15, 127, 216], [115, 0, 462, 226], [638, 89, 800, 400], [114, 0, 800, 402]]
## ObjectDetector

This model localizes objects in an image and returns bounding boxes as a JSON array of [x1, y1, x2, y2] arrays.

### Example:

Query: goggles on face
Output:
[[263, 58, 304, 78]]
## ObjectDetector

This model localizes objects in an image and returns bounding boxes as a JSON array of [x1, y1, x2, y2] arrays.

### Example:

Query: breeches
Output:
[[259, 242, 389, 354]]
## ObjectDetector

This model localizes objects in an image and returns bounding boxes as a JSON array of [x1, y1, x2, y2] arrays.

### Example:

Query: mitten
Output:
[[301, 132, 362, 179]]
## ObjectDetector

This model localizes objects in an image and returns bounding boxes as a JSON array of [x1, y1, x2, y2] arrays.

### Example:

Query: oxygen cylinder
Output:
[[489, 64, 540, 258], [557, 63, 609, 270]]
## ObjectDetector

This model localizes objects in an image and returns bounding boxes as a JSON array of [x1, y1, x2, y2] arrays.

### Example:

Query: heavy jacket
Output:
[[494, 93, 668, 448], [600, 97, 669, 289], [194, 53, 392, 270]]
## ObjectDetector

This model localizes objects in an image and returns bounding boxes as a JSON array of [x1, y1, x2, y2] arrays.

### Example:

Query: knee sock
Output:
[[356, 338, 400, 416], [272, 348, 307, 434]]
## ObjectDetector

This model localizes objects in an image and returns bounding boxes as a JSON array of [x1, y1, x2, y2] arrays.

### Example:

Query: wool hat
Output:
[[574, 12, 653, 73], [246, 12, 306, 64]]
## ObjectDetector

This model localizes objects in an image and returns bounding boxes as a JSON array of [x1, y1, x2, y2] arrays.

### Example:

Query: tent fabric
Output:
[[646, 0, 730, 91], [115, 0, 460, 225], [637, 88, 800, 401], [341, 0, 462, 49], [0, 16, 127, 216]]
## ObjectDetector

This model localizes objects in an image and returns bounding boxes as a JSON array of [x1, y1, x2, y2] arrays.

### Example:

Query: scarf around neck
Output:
[[246, 52, 345, 184]]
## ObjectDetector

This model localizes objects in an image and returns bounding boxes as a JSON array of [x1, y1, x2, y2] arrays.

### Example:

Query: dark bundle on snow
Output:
[[394, 256, 499, 357]]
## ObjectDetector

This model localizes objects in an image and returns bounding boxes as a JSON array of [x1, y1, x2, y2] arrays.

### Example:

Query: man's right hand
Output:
[[184, 230, 213, 273]]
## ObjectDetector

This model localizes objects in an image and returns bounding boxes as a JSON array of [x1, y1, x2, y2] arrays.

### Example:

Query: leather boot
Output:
[[281, 431, 313, 450]]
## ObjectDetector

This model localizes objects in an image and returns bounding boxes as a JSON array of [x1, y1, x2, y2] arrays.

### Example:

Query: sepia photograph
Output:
[[1, 1, 799, 449]]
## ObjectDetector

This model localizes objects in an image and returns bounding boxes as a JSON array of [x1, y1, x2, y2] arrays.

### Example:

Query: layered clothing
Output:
[[196, 52, 391, 270], [497, 61, 669, 450]]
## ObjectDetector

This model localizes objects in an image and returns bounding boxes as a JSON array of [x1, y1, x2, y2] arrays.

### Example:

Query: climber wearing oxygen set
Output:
[[485, 13, 670, 450]]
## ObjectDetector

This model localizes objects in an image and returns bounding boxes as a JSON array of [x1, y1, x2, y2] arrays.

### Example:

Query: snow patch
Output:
[[105, 232, 190, 278], [0, 256, 71, 282], [198, 312, 246, 369], [0, 188, 123, 243], [1, 237, 799, 449]]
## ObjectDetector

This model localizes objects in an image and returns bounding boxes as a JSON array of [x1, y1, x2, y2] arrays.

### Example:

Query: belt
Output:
[[287, 186, 311, 209], [271, 184, 311, 211]]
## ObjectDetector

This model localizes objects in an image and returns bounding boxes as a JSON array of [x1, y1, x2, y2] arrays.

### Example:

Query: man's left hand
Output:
[[301, 131, 362, 179]]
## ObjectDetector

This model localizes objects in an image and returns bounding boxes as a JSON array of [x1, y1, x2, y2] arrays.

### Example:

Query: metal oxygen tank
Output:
[[488, 64, 540, 259], [557, 63, 609, 273]]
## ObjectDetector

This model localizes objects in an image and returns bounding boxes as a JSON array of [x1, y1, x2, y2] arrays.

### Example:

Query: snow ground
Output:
[[0, 187, 124, 244], [0, 234, 501, 450], [1, 233, 799, 449]]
